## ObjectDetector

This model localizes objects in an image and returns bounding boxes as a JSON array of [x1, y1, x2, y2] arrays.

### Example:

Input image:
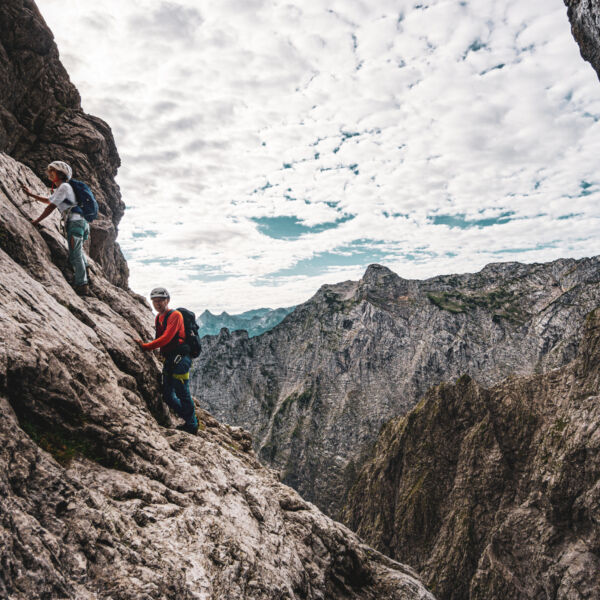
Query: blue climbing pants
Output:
[[66, 219, 89, 286], [162, 354, 198, 428]]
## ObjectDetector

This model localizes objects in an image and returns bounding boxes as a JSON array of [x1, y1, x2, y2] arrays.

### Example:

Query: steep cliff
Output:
[[0, 0, 128, 287], [566, 0, 600, 79], [190, 259, 600, 518], [0, 151, 433, 599], [341, 308, 600, 600]]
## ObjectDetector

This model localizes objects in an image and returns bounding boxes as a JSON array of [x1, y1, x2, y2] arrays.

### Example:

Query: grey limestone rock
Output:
[[0, 151, 434, 599], [0, 0, 128, 287], [190, 259, 600, 519]]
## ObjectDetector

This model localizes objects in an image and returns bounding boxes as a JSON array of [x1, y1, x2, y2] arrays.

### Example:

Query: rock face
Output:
[[198, 307, 296, 339], [341, 309, 600, 600], [190, 259, 600, 518], [0, 0, 128, 287], [0, 151, 433, 600], [566, 0, 600, 79]]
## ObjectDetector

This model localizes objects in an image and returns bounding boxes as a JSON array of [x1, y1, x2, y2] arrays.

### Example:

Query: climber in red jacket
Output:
[[134, 287, 199, 434]]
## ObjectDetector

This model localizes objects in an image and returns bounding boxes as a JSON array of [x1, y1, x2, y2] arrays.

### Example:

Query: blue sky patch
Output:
[[430, 211, 515, 228], [480, 63, 505, 75], [492, 242, 557, 254], [139, 257, 180, 266], [383, 211, 410, 218], [564, 180, 599, 199], [580, 181, 594, 196], [258, 247, 391, 280], [256, 242, 432, 283], [131, 230, 158, 239], [253, 215, 354, 239]]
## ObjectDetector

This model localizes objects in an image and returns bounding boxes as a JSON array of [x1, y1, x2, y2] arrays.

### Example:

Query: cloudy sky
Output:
[[37, 0, 600, 314]]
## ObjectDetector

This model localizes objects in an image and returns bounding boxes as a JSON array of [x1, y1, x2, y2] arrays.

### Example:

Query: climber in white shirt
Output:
[[22, 160, 90, 296]]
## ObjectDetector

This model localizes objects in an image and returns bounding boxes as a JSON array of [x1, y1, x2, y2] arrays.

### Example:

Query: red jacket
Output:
[[143, 310, 185, 356]]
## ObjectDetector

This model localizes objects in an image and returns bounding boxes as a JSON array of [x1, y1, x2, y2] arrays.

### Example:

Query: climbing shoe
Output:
[[74, 284, 91, 297], [176, 423, 198, 435]]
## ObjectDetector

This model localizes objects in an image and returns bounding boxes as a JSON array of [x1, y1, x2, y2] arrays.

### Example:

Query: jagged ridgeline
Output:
[[0, 2, 435, 599], [190, 259, 600, 518], [197, 307, 295, 338]]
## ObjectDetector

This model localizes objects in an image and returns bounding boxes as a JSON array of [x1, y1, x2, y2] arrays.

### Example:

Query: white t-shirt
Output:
[[50, 183, 82, 221]]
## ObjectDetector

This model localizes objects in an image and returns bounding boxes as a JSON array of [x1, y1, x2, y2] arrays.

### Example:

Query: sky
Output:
[[36, 0, 600, 314]]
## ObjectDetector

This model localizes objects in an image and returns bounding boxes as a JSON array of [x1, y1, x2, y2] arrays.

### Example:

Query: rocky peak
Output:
[[357, 264, 413, 310], [360, 263, 403, 286], [0, 0, 128, 287], [307, 264, 409, 314], [191, 257, 600, 519], [198, 307, 296, 338]]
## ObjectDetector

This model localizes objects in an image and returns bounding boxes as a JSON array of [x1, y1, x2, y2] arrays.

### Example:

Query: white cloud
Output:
[[36, 0, 600, 313]]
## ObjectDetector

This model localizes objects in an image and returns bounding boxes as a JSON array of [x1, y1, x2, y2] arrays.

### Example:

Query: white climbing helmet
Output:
[[150, 287, 170, 299], [47, 160, 72, 181]]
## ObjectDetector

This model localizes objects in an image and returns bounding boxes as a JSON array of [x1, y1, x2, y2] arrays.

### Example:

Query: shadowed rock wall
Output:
[[342, 308, 600, 599], [0, 0, 128, 287]]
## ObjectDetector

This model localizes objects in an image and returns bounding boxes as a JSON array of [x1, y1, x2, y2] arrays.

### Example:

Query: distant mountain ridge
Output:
[[191, 257, 600, 519], [197, 306, 295, 338]]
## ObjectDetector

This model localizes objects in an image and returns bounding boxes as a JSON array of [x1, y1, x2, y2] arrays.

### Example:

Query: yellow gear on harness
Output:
[[172, 371, 190, 382]]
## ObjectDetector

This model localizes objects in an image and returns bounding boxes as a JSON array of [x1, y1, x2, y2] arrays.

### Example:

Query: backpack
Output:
[[69, 179, 99, 222], [161, 308, 202, 358]]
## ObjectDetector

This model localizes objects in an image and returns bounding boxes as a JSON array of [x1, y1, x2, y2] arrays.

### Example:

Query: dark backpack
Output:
[[69, 179, 99, 222], [161, 308, 201, 358]]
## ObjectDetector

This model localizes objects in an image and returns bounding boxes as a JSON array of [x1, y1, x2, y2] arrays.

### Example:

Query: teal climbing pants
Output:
[[67, 219, 89, 286]]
